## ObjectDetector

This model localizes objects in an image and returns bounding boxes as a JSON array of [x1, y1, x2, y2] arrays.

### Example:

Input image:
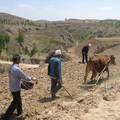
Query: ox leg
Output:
[[91, 71, 97, 80], [101, 67, 109, 80]]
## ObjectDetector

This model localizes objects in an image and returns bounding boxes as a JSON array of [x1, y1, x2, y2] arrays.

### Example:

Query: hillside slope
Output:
[[1, 13, 120, 60]]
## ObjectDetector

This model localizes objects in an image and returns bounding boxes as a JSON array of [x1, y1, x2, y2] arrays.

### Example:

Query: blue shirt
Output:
[[9, 64, 31, 92], [48, 56, 62, 80]]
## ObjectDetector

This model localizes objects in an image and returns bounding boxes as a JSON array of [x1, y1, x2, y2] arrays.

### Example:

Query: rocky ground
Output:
[[0, 38, 120, 120]]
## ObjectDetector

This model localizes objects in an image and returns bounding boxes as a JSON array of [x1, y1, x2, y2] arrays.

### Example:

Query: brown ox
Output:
[[84, 55, 116, 84]]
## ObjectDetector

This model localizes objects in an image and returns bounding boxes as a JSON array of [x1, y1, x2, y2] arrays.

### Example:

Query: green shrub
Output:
[[0, 64, 10, 74], [72, 29, 94, 43], [16, 31, 24, 47], [0, 32, 10, 55], [29, 43, 38, 57]]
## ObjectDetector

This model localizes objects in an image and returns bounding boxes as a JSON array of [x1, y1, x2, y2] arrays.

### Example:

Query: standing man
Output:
[[2, 54, 32, 120], [82, 43, 92, 63], [48, 49, 63, 99]]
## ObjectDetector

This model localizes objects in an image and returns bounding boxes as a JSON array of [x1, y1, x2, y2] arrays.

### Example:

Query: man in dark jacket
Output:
[[48, 49, 62, 99], [82, 43, 92, 63]]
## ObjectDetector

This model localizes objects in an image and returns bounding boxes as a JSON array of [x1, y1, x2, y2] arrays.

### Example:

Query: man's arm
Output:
[[56, 61, 62, 80], [16, 68, 31, 81]]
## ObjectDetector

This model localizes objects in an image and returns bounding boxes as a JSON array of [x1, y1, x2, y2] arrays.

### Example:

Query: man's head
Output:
[[12, 54, 21, 64], [54, 49, 62, 57], [88, 43, 92, 47], [110, 55, 116, 65]]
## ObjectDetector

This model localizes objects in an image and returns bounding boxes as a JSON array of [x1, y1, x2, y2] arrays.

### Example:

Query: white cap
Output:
[[88, 43, 92, 47], [55, 49, 62, 55]]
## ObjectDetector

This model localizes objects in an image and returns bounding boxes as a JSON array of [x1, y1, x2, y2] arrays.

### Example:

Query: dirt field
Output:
[[0, 37, 120, 120]]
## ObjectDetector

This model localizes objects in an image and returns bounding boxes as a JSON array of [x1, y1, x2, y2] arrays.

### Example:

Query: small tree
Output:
[[0, 33, 10, 55], [29, 43, 38, 58], [16, 31, 24, 47], [24, 46, 29, 55]]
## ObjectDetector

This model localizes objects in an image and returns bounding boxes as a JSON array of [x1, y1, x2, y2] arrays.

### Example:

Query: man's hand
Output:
[[32, 77, 37, 81], [59, 80, 64, 86], [31, 77, 38, 84], [50, 76, 56, 80]]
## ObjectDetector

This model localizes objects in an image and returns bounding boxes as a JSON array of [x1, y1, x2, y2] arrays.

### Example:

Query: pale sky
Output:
[[0, 0, 120, 20]]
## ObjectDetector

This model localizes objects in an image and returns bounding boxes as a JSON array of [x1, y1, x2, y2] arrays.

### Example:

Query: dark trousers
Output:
[[4, 91, 22, 119], [51, 79, 62, 96], [82, 52, 88, 63]]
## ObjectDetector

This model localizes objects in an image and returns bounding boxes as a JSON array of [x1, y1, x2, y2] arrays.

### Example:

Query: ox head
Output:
[[110, 55, 116, 65]]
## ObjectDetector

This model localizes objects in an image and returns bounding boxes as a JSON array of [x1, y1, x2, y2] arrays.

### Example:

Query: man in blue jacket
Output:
[[48, 49, 62, 99]]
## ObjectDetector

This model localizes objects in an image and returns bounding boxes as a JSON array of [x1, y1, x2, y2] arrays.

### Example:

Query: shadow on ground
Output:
[[0, 113, 25, 120], [38, 96, 60, 103]]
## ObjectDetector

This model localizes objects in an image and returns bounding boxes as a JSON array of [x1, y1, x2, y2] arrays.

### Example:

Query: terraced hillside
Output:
[[1, 13, 120, 61]]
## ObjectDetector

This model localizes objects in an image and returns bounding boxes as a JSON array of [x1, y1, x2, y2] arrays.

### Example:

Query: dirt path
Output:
[[0, 60, 39, 69]]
